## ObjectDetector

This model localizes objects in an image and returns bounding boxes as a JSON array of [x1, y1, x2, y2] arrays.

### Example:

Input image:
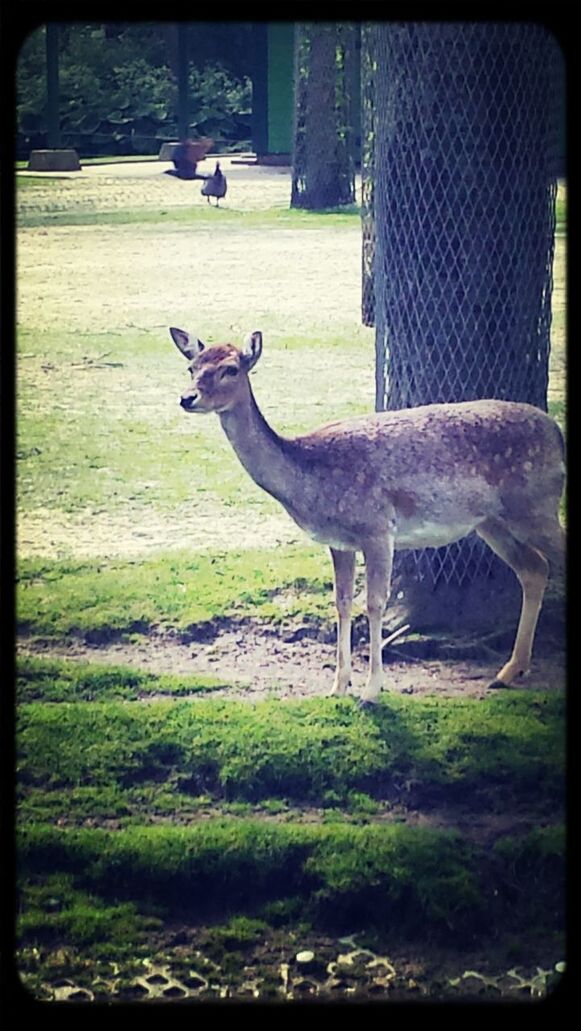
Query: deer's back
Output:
[[292, 399, 562, 480], [276, 400, 564, 550]]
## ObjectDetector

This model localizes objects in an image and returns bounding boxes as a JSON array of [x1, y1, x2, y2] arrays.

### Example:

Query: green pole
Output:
[[46, 22, 60, 149], [252, 23, 268, 155], [177, 24, 189, 140]]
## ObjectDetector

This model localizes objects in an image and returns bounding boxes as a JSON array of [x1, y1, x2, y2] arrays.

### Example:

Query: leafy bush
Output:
[[187, 64, 251, 142], [17, 24, 251, 156]]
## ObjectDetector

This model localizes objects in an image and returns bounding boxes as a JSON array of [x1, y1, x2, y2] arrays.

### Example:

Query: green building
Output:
[[251, 23, 295, 163], [251, 23, 361, 166]]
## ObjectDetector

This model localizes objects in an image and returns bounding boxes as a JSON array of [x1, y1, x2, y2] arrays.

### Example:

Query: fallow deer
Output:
[[170, 327, 565, 705]]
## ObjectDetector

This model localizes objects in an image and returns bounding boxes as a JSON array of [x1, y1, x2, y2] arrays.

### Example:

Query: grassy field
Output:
[[16, 658, 565, 1001], [14, 163, 567, 1003]]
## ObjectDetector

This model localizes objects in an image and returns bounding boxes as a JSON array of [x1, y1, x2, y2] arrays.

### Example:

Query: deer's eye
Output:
[[221, 366, 239, 379]]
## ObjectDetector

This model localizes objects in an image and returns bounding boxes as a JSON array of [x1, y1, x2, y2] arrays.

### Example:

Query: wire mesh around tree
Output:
[[364, 22, 561, 597], [361, 23, 376, 329], [291, 23, 356, 209]]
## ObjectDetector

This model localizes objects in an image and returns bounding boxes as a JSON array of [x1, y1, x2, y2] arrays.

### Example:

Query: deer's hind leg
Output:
[[525, 517, 566, 576], [360, 535, 395, 705], [475, 517, 550, 687]]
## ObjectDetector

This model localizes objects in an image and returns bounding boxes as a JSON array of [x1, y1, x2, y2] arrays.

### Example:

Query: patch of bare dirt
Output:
[[18, 623, 566, 702], [54, 797, 560, 856]]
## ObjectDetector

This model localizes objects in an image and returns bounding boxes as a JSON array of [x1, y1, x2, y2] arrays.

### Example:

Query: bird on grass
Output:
[[201, 162, 227, 206]]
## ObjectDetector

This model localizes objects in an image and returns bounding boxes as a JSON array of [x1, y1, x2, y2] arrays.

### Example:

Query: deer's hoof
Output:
[[489, 668, 527, 690], [330, 678, 352, 697], [487, 678, 510, 690]]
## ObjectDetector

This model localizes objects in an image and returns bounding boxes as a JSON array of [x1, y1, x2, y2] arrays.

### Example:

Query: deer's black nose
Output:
[[180, 394, 197, 411]]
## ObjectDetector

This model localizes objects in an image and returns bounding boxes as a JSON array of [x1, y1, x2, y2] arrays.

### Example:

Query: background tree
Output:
[[291, 22, 356, 209]]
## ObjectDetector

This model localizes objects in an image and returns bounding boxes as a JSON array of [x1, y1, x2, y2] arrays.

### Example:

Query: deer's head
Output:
[[170, 328, 262, 413]]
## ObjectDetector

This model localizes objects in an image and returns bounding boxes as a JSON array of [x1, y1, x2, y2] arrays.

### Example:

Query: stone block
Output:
[[28, 149, 81, 172]]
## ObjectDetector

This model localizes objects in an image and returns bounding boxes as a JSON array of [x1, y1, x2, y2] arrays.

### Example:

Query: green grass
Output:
[[17, 673, 564, 806], [20, 784, 218, 827], [18, 783, 382, 828], [17, 820, 564, 945], [15, 182, 361, 230], [16, 206, 358, 229], [16, 655, 228, 702], [16, 323, 372, 522], [555, 195, 566, 232], [14, 821, 486, 930], [548, 399, 566, 426], [18, 873, 161, 953], [17, 546, 335, 636]]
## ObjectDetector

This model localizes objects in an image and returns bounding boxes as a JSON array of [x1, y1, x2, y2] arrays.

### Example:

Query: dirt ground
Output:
[[19, 622, 566, 702], [18, 153, 301, 212]]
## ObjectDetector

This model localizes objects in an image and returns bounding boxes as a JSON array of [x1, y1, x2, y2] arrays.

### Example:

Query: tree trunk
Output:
[[46, 23, 60, 149], [291, 23, 355, 210], [369, 23, 562, 632]]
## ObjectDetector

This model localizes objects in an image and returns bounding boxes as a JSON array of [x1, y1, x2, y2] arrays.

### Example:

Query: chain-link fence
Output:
[[362, 23, 562, 611], [291, 23, 356, 209]]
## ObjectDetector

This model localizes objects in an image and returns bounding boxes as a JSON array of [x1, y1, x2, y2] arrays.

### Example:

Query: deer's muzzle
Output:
[[180, 393, 198, 412]]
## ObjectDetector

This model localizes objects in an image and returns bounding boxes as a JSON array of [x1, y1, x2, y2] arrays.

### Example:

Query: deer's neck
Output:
[[218, 387, 300, 505]]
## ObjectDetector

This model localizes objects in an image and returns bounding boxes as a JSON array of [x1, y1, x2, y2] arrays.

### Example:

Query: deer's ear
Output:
[[241, 330, 263, 372], [169, 327, 205, 361]]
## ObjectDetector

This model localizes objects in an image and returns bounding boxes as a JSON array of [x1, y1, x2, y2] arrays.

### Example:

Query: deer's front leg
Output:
[[330, 547, 356, 696], [360, 535, 394, 705]]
